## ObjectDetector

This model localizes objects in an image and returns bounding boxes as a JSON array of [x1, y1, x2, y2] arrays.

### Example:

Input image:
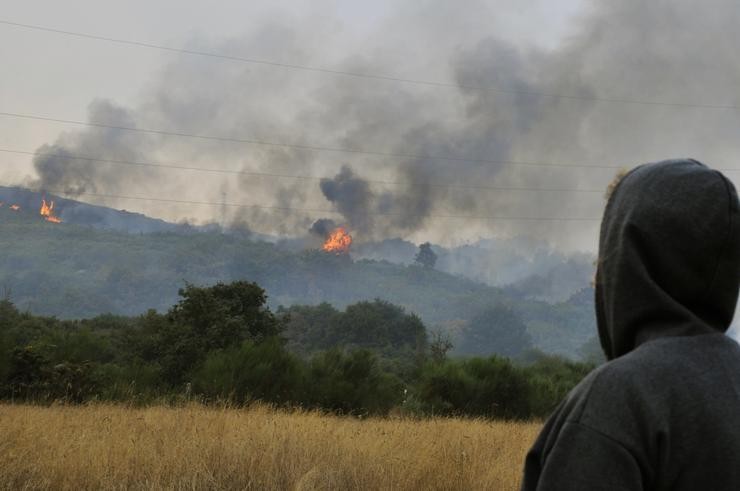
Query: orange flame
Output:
[[322, 227, 353, 254], [40, 198, 62, 223], [10, 204, 20, 211]]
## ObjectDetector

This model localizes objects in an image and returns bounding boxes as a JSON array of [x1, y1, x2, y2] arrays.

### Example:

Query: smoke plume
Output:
[[309, 218, 337, 237], [23, 0, 740, 250], [33, 100, 156, 196]]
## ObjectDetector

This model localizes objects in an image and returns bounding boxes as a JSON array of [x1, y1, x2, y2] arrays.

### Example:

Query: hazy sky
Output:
[[0, 0, 583, 168], [2, 0, 738, 252]]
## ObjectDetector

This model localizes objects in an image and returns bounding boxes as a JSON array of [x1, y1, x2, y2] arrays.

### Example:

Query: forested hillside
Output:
[[0, 206, 596, 357]]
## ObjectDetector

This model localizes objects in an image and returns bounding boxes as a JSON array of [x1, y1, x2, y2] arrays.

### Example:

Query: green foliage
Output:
[[280, 299, 427, 363], [193, 337, 303, 405], [428, 330, 454, 364], [3, 346, 48, 400], [120, 282, 282, 386], [521, 352, 595, 416], [0, 281, 595, 419], [172, 281, 281, 348], [1, 346, 96, 402], [277, 302, 341, 355], [0, 217, 595, 357], [413, 356, 531, 419], [306, 349, 403, 415], [46, 361, 97, 403], [458, 305, 533, 358], [91, 361, 164, 402], [280, 300, 427, 382]]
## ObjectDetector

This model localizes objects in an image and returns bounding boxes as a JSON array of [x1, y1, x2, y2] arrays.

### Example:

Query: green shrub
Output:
[[193, 337, 303, 405]]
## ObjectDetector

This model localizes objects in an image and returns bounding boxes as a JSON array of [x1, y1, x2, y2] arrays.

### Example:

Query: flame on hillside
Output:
[[10, 204, 20, 211], [40, 198, 62, 223], [322, 227, 353, 255]]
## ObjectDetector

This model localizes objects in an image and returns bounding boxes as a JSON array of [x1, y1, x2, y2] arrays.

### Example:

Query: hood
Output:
[[595, 159, 740, 360]]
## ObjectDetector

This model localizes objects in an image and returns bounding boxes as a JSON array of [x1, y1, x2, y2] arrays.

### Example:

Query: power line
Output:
[[5, 112, 740, 174], [0, 19, 737, 110], [35, 189, 603, 223], [0, 148, 609, 194], [4, 113, 739, 179], [0, 111, 642, 171]]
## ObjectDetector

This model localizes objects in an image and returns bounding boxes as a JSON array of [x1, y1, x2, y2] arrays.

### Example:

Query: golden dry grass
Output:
[[0, 403, 541, 490]]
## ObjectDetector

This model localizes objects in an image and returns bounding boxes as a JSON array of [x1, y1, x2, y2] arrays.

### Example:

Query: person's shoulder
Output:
[[558, 344, 671, 422], [566, 351, 642, 401], [621, 333, 740, 380], [559, 334, 740, 422], [571, 334, 740, 420], [553, 361, 622, 423]]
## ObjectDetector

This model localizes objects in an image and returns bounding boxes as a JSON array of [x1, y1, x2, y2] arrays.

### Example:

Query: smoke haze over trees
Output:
[[0, 204, 599, 357]]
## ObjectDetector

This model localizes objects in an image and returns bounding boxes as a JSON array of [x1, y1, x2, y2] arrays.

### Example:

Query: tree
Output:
[[280, 299, 427, 357], [132, 282, 284, 387], [458, 305, 532, 358], [170, 281, 282, 350], [429, 330, 453, 363], [414, 242, 437, 269], [334, 300, 427, 355]]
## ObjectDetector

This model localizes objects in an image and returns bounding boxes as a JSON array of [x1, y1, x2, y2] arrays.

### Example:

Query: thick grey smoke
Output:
[[319, 166, 374, 234], [33, 100, 156, 196], [309, 218, 337, 237], [26, 0, 740, 250]]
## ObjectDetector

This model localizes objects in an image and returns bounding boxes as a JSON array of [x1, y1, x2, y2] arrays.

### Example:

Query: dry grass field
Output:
[[0, 403, 541, 490]]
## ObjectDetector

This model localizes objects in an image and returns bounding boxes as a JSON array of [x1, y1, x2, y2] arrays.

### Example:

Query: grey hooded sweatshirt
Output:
[[521, 159, 740, 491]]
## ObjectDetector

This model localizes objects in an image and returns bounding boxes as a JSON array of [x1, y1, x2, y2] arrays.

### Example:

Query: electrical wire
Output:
[[12, 188, 604, 223], [0, 111, 667, 171], [0, 148, 610, 193], [1, 19, 737, 110]]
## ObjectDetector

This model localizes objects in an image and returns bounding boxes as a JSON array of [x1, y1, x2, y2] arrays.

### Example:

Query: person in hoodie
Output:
[[521, 159, 740, 491]]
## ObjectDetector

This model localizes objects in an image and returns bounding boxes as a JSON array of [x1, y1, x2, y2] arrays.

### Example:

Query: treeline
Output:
[[0, 281, 594, 419]]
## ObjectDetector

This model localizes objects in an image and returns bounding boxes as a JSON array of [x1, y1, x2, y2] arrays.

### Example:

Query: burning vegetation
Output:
[[322, 227, 353, 255], [0, 198, 62, 223], [40, 198, 62, 223]]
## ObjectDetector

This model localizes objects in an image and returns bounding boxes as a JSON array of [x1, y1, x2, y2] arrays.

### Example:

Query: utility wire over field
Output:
[[1, 113, 739, 175], [0, 148, 610, 193], [0, 111, 629, 169], [1, 19, 739, 110], [17, 188, 604, 223]]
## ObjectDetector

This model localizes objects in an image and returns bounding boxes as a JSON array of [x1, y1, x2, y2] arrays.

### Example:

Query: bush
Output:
[[522, 353, 594, 417], [306, 349, 403, 416], [193, 337, 303, 405], [413, 356, 532, 419]]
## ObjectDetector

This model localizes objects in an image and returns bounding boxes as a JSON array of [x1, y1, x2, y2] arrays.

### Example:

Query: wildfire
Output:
[[322, 227, 353, 255], [40, 198, 62, 223], [10, 204, 20, 211]]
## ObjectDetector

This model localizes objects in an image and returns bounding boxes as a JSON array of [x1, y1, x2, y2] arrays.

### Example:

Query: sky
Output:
[[1, 0, 739, 253], [0, 0, 582, 171]]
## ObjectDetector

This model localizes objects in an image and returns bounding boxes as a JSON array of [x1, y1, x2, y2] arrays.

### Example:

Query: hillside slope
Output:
[[0, 206, 595, 357]]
